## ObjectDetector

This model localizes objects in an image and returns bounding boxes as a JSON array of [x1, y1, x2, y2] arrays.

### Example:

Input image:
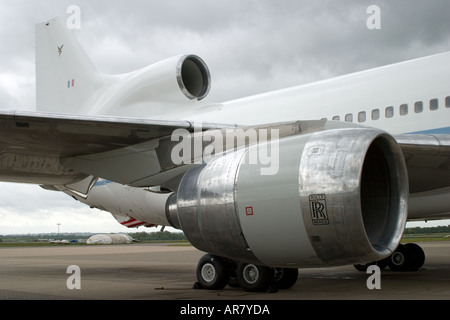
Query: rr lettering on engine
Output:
[[309, 194, 329, 225]]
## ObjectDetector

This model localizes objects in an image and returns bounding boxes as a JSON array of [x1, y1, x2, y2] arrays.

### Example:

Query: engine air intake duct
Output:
[[177, 55, 211, 100]]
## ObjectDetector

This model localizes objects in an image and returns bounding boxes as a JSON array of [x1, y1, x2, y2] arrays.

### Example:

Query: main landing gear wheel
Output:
[[388, 244, 411, 271], [195, 254, 300, 291], [404, 243, 425, 271], [353, 243, 425, 272], [387, 243, 425, 271], [273, 267, 299, 289], [236, 262, 274, 292], [196, 254, 230, 290]]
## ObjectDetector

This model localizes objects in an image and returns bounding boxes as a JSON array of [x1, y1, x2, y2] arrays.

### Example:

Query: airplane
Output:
[[0, 16, 449, 292]]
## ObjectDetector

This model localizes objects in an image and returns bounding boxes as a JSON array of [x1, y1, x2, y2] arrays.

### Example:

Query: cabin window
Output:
[[358, 111, 366, 123], [371, 109, 380, 120], [414, 101, 423, 113], [385, 106, 394, 118], [332, 116, 340, 121], [430, 98, 438, 111], [345, 113, 353, 122], [399, 104, 408, 116], [446, 96, 450, 108]]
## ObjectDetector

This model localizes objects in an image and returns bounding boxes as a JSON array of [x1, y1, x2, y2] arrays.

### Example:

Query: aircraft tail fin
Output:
[[36, 17, 105, 114]]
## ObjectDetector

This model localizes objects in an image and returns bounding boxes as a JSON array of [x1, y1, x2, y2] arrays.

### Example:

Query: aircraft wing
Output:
[[0, 110, 233, 189], [1, 110, 449, 201]]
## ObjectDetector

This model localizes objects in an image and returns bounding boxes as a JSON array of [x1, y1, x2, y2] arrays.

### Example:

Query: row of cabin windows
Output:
[[332, 96, 450, 123]]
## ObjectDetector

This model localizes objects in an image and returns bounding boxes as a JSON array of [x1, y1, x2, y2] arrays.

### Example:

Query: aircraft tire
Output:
[[405, 243, 425, 271], [387, 244, 412, 271], [273, 267, 299, 289], [196, 254, 230, 290], [236, 262, 274, 292]]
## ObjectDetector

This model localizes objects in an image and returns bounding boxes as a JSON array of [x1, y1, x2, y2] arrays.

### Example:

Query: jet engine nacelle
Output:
[[169, 128, 408, 268], [122, 54, 211, 101], [95, 54, 211, 116]]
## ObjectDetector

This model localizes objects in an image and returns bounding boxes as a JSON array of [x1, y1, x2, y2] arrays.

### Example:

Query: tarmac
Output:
[[0, 241, 449, 301]]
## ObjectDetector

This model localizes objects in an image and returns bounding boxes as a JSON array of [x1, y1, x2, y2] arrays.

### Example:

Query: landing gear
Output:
[[195, 254, 299, 292], [387, 243, 425, 271], [387, 244, 411, 271], [273, 267, 299, 289], [404, 243, 426, 271], [236, 263, 273, 292], [196, 254, 230, 290], [353, 243, 425, 272]]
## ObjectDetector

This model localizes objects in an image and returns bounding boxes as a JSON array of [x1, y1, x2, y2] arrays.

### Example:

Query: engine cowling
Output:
[[122, 54, 210, 102], [95, 54, 211, 116], [170, 127, 408, 268]]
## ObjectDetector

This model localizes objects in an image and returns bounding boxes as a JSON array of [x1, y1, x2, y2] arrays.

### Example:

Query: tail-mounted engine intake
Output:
[[176, 55, 211, 100], [102, 54, 211, 114], [168, 127, 408, 268]]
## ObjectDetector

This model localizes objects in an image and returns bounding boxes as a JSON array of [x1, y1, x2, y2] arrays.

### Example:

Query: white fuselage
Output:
[[181, 52, 450, 135]]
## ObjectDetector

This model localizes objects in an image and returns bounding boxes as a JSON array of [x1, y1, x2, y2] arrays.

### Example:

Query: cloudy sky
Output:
[[0, 0, 449, 234]]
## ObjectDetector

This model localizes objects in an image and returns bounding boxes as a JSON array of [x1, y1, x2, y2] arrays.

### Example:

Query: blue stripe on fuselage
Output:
[[408, 126, 450, 134], [93, 180, 112, 187]]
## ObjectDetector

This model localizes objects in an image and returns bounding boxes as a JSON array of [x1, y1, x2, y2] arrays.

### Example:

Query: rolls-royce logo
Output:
[[309, 194, 329, 225]]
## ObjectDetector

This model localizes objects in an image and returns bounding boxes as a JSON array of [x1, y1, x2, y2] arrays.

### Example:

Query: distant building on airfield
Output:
[[86, 233, 133, 245]]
